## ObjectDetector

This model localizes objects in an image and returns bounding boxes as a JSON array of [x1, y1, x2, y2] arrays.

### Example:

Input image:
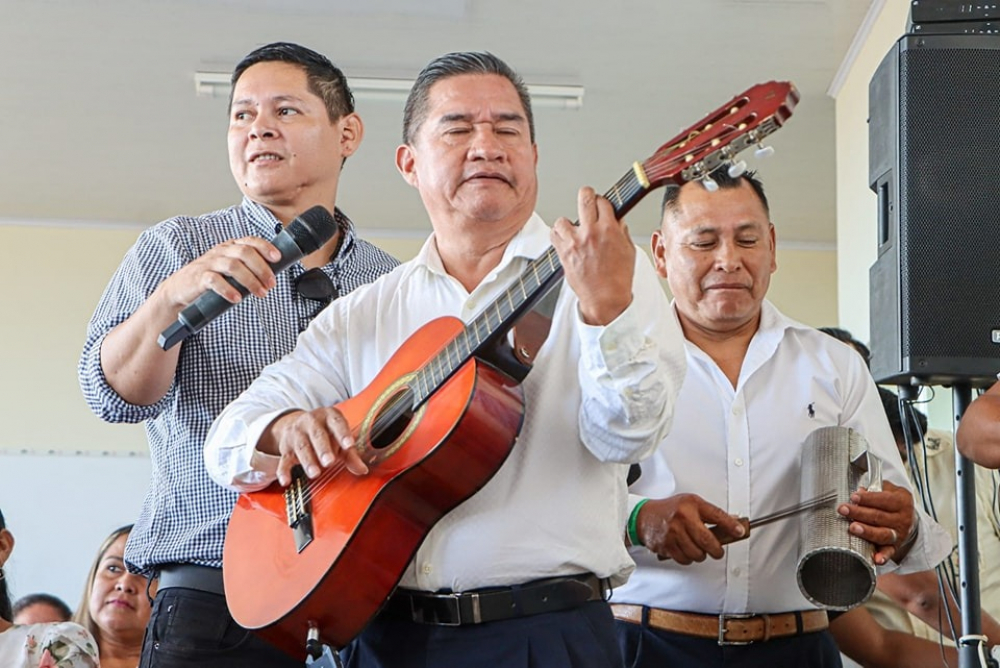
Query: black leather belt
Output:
[[157, 563, 225, 596], [382, 573, 607, 626]]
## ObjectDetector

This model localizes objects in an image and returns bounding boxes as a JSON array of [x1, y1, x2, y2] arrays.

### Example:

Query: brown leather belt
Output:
[[611, 604, 828, 646]]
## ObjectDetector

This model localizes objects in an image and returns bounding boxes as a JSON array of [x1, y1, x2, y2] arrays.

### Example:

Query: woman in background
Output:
[[0, 508, 99, 667], [73, 526, 151, 668], [13, 594, 74, 625]]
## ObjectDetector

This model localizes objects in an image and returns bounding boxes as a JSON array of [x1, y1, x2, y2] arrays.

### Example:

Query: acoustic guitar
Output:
[[222, 80, 799, 658]]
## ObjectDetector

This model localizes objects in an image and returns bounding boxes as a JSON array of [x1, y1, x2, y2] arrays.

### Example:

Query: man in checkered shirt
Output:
[[78, 42, 398, 668]]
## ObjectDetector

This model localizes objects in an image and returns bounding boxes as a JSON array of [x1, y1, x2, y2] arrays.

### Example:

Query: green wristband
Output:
[[628, 498, 650, 547]]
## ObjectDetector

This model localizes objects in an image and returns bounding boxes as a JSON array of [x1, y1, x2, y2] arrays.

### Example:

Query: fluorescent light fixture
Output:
[[194, 71, 583, 109], [194, 71, 231, 97], [527, 84, 584, 110], [346, 77, 414, 101], [194, 72, 414, 100]]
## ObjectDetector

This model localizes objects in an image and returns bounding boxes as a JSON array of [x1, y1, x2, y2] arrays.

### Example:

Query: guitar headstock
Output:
[[637, 81, 799, 190]]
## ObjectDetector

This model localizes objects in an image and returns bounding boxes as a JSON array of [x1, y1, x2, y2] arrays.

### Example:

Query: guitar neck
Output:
[[409, 164, 653, 408]]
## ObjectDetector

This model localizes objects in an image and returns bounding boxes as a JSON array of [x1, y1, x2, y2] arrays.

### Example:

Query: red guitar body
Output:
[[222, 317, 525, 657]]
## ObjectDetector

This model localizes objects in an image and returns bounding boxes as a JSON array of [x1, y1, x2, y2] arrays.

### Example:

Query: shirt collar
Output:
[[413, 212, 549, 277], [741, 300, 813, 385], [238, 197, 356, 268], [673, 298, 806, 384]]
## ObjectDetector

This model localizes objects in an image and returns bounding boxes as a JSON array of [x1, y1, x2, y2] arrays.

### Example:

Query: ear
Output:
[[338, 113, 364, 159], [650, 229, 668, 279], [0, 528, 14, 568], [768, 223, 777, 273], [395, 144, 418, 188]]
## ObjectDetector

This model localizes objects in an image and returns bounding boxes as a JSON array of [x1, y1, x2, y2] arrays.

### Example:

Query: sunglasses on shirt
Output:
[[294, 268, 338, 303]]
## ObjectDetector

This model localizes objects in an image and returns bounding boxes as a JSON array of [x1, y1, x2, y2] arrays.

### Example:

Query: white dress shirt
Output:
[[614, 300, 952, 613], [205, 213, 687, 591]]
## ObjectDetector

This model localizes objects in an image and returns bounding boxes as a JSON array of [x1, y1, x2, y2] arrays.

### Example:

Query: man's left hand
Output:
[[551, 186, 636, 326], [837, 480, 916, 565]]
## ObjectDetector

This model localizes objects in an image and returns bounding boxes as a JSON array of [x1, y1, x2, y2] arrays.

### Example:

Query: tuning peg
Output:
[[727, 160, 748, 178], [754, 144, 775, 159], [701, 175, 719, 192]]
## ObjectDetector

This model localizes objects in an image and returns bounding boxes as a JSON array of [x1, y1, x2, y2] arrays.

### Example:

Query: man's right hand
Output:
[[637, 493, 746, 564], [259, 407, 369, 487], [100, 236, 284, 406], [156, 236, 282, 311]]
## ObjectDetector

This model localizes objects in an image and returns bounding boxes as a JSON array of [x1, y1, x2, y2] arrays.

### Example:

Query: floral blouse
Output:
[[0, 622, 99, 668]]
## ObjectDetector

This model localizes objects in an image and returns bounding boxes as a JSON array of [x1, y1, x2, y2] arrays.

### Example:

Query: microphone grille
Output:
[[286, 206, 338, 254]]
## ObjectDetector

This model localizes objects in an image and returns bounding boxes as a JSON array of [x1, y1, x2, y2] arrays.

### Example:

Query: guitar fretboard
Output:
[[408, 165, 649, 409]]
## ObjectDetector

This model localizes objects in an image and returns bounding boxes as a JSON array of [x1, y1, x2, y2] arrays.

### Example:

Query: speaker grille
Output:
[[893, 41, 1000, 379]]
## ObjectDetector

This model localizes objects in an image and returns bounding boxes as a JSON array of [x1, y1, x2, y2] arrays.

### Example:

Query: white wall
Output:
[[834, 0, 908, 337], [1, 453, 150, 607], [833, 0, 954, 430]]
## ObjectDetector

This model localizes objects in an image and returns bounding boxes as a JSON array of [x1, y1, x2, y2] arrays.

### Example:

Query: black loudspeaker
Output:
[[869, 34, 1000, 387]]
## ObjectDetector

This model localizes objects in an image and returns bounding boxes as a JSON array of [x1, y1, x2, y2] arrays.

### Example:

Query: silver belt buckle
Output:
[[439, 593, 465, 627], [410, 593, 461, 627], [718, 612, 755, 646], [411, 592, 482, 626]]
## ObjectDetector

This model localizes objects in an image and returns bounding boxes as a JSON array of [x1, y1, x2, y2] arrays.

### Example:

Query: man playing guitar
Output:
[[205, 50, 686, 668]]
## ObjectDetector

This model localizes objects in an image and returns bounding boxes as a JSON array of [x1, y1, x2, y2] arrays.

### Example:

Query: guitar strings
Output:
[[647, 95, 752, 166], [283, 98, 780, 528], [646, 121, 756, 184], [286, 116, 759, 519], [286, 132, 720, 515]]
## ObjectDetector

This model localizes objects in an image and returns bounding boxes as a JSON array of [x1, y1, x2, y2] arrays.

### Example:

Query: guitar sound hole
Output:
[[370, 389, 415, 450], [371, 411, 413, 449]]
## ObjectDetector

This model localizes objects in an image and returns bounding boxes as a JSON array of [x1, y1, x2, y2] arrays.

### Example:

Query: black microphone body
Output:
[[158, 205, 338, 350]]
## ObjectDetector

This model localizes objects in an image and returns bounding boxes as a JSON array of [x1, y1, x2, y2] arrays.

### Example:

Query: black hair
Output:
[[402, 51, 534, 145], [72, 524, 135, 642], [0, 508, 11, 621], [660, 166, 769, 216], [12, 592, 73, 622], [230, 42, 355, 122], [879, 386, 928, 444], [818, 326, 872, 369]]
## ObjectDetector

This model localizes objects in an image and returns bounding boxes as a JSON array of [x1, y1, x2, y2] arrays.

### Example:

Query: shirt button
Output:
[[422, 563, 433, 575], [734, 458, 744, 467], [732, 567, 741, 577]]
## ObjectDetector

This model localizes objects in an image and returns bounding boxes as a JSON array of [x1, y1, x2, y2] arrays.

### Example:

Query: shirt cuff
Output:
[[626, 493, 646, 515], [879, 508, 954, 574], [212, 409, 296, 491], [245, 408, 297, 474], [578, 298, 645, 373]]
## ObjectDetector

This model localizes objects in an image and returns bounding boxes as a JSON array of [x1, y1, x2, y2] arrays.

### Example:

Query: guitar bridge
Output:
[[285, 466, 314, 553]]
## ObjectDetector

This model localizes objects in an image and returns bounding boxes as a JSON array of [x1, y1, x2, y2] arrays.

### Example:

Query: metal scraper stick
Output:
[[656, 490, 839, 561]]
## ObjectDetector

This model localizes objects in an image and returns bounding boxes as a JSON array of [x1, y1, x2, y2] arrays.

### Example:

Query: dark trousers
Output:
[[138, 587, 301, 668], [614, 619, 843, 668], [341, 600, 623, 668]]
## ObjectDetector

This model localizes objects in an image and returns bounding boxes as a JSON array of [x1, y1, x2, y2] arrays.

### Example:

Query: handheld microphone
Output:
[[157, 205, 338, 350]]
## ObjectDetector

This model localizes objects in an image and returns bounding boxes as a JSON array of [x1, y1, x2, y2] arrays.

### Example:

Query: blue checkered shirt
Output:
[[79, 197, 399, 574]]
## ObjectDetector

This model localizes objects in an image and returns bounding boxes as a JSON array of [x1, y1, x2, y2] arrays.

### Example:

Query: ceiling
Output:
[[0, 0, 877, 246]]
